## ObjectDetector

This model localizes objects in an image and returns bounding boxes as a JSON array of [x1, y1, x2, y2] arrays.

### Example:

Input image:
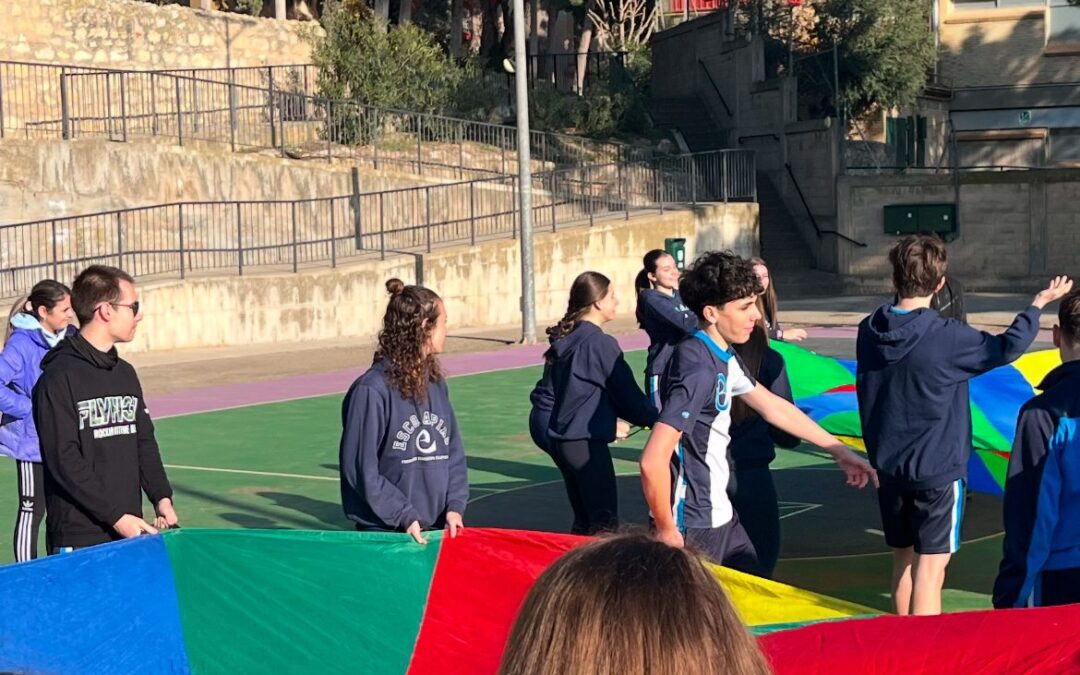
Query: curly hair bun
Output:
[[385, 278, 406, 296]]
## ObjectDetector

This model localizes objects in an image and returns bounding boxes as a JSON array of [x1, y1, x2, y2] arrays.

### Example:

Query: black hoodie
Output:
[[32, 333, 172, 548], [856, 304, 1040, 489]]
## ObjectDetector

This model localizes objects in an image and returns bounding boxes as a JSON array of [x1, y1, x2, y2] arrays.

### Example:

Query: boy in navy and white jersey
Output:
[[641, 251, 877, 571]]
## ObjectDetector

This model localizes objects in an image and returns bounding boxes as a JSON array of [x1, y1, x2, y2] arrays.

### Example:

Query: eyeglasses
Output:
[[108, 301, 140, 316]]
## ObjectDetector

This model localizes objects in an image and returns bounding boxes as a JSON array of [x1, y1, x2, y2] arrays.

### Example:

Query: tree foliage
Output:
[[813, 0, 936, 117], [312, 0, 464, 112]]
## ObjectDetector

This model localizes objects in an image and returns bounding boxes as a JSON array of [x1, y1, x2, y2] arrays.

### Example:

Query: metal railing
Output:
[[0, 61, 317, 139], [0, 61, 109, 138], [53, 69, 645, 177], [0, 61, 647, 177], [0, 149, 755, 297], [526, 52, 628, 94], [783, 162, 865, 248]]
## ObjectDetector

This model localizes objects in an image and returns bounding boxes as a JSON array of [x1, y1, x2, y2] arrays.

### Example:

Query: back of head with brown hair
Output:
[[71, 265, 134, 327], [376, 278, 444, 402], [498, 533, 773, 675], [888, 235, 947, 299], [544, 271, 611, 361], [1058, 289, 1080, 348]]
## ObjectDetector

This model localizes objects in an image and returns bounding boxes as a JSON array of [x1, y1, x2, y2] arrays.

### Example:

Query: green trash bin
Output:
[[664, 238, 687, 271]]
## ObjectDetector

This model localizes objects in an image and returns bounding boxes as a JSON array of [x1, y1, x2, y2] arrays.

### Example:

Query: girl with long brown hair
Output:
[[544, 271, 657, 534], [728, 322, 800, 578], [498, 532, 773, 675], [751, 257, 807, 342], [339, 279, 468, 545]]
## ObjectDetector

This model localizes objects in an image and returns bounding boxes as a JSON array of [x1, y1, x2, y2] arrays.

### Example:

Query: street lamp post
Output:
[[511, 0, 537, 344]]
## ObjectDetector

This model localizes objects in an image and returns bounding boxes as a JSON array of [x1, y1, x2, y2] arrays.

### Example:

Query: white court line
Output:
[[164, 464, 338, 482], [777, 502, 821, 521]]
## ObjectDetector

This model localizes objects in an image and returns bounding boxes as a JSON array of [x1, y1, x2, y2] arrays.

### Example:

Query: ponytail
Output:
[[3, 295, 28, 345], [544, 271, 612, 363]]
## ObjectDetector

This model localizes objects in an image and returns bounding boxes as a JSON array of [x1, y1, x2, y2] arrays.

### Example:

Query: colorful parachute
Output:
[[2, 527, 1079, 674], [776, 342, 1062, 496]]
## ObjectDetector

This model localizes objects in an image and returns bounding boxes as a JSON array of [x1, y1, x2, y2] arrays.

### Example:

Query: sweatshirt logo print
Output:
[[415, 429, 437, 455], [393, 412, 451, 463], [77, 396, 138, 439], [714, 373, 730, 412]]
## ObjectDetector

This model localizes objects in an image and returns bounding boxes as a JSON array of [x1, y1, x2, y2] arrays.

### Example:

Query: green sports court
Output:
[[0, 340, 1013, 613]]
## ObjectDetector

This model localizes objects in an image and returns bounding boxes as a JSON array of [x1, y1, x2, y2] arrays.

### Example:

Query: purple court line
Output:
[[145, 324, 1051, 419], [148, 332, 653, 419]]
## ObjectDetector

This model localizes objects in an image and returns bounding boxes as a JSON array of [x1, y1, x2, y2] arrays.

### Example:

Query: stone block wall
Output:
[[3, 0, 318, 69]]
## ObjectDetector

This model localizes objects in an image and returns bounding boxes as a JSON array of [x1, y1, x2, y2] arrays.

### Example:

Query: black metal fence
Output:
[[55, 69, 646, 177], [0, 61, 317, 139], [0, 150, 756, 297], [0, 60, 647, 178]]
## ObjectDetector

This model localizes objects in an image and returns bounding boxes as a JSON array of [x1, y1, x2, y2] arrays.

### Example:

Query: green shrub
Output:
[[313, 2, 463, 114]]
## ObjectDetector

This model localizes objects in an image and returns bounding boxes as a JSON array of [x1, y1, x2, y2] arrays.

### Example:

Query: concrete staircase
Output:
[[756, 172, 845, 298], [651, 97, 726, 152]]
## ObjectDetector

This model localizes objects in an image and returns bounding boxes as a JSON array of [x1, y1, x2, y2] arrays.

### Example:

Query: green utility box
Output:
[[665, 237, 687, 270], [883, 203, 957, 236]]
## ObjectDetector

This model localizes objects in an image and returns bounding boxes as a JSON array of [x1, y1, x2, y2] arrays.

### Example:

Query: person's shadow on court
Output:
[[257, 492, 350, 530]]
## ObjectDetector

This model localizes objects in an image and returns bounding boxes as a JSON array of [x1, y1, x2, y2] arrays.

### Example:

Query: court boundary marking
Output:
[[154, 356, 579, 421]]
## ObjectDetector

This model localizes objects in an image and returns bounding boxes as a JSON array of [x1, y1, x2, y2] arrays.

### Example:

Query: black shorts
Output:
[[1038, 567, 1080, 607], [876, 479, 965, 554], [684, 516, 761, 576]]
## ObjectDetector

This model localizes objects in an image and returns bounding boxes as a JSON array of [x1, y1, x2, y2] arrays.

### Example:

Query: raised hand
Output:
[[1034, 276, 1074, 309]]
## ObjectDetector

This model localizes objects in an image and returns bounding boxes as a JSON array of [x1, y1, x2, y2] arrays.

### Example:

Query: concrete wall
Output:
[[938, 3, 1080, 89], [834, 169, 1080, 291], [0, 139, 449, 222], [122, 203, 759, 352], [2, 0, 317, 69]]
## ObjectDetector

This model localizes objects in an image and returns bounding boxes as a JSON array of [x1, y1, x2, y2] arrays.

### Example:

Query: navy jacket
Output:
[[729, 348, 800, 470], [994, 360, 1080, 608], [528, 363, 554, 453], [339, 360, 469, 530], [547, 322, 658, 443], [639, 289, 697, 377], [856, 304, 1040, 489]]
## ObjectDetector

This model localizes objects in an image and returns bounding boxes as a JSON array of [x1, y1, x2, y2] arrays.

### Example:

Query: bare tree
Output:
[[586, 0, 658, 52]]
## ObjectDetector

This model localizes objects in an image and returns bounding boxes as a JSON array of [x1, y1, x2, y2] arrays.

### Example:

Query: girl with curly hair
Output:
[[339, 279, 468, 545]]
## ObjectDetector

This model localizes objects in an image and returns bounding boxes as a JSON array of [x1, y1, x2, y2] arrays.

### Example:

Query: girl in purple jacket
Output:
[[1, 281, 74, 561]]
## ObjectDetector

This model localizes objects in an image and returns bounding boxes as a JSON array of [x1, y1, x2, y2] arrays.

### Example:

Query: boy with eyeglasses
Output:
[[33, 265, 178, 553]]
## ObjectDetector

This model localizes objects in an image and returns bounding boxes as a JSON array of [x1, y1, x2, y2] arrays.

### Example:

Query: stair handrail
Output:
[[783, 162, 866, 248], [696, 59, 733, 118]]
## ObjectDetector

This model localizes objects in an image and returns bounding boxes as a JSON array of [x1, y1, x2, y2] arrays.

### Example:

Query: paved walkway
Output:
[[138, 292, 1054, 418]]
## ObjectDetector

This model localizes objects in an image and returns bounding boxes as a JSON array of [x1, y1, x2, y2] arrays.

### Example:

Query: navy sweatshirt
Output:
[[547, 322, 658, 443], [729, 347, 800, 471], [339, 360, 469, 530], [639, 289, 698, 377], [994, 360, 1080, 609], [528, 363, 555, 453], [856, 304, 1040, 489]]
